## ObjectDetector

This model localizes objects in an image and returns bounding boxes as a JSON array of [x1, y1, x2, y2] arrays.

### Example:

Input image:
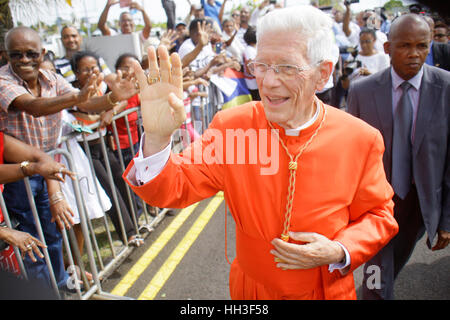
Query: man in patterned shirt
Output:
[[0, 26, 137, 292]]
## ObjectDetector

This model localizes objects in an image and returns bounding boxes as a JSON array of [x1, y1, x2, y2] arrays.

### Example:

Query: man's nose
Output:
[[18, 54, 32, 63], [262, 68, 281, 87]]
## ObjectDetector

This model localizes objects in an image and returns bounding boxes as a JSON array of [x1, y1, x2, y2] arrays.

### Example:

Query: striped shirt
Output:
[[54, 56, 111, 83], [0, 64, 78, 151]]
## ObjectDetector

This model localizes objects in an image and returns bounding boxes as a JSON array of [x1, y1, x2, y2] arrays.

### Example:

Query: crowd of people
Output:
[[0, 0, 448, 300]]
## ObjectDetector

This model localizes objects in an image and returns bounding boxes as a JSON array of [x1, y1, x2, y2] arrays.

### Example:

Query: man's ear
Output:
[[315, 60, 333, 92], [383, 41, 390, 55]]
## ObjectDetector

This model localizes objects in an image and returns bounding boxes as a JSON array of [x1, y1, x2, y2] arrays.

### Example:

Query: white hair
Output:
[[256, 5, 338, 66]]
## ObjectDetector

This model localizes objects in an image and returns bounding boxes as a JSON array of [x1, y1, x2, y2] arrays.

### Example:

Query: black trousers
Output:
[[362, 185, 425, 299], [161, 0, 176, 30]]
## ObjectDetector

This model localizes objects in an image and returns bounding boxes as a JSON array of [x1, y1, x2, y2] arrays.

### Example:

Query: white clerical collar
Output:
[[284, 100, 320, 136]]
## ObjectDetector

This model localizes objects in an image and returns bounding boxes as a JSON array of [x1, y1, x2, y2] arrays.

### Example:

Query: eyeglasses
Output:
[[7, 50, 41, 60], [78, 66, 99, 74], [247, 61, 317, 78], [360, 39, 373, 44]]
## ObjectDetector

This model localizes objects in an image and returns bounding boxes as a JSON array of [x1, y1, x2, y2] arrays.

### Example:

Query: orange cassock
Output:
[[123, 101, 398, 300]]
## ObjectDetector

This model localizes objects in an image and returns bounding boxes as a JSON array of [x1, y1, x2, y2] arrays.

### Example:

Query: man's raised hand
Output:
[[131, 46, 185, 156]]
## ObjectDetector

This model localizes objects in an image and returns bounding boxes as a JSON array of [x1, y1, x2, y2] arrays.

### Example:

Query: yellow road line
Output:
[[111, 202, 199, 296], [138, 195, 224, 300]]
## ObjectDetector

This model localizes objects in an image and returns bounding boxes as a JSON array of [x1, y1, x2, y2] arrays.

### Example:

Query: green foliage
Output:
[[383, 0, 404, 11]]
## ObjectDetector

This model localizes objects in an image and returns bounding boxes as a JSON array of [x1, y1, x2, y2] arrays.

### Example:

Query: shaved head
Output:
[[384, 13, 431, 80], [4, 26, 44, 84], [388, 13, 431, 41]]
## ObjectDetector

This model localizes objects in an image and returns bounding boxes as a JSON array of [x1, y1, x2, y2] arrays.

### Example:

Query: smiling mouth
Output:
[[266, 96, 289, 106], [17, 65, 36, 72]]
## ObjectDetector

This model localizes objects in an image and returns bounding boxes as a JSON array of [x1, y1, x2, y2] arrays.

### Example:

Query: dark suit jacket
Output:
[[347, 64, 450, 247], [432, 42, 450, 71]]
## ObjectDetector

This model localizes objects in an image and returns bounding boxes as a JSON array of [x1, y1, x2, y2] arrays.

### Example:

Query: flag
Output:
[[216, 68, 252, 110], [66, 0, 72, 7]]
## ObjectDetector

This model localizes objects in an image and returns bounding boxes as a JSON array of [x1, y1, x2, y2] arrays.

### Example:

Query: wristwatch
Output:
[[20, 161, 31, 176]]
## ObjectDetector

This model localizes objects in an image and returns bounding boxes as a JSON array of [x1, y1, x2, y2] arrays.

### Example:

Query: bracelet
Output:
[[49, 198, 64, 206], [106, 92, 118, 106], [49, 191, 65, 206], [49, 191, 64, 201], [20, 161, 31, 177]]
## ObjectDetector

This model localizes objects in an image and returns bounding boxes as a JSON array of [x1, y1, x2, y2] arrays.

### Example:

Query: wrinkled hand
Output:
[[432, 229, 450, 251], [50, 199, 75, 230], [0, 228, 46, 262], [271, 232, 345, 270], [131, 45, 185, 152]]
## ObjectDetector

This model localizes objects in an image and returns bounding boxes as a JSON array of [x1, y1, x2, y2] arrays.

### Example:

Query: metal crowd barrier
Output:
[[0, 105, 199, 300], [0, 81, 212, 299]]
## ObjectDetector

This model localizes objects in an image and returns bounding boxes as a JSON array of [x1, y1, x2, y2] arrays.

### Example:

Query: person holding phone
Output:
[[98, 0, 152, 44]]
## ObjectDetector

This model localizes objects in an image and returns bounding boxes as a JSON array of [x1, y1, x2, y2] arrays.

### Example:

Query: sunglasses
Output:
[[7, 50, 41, 60]]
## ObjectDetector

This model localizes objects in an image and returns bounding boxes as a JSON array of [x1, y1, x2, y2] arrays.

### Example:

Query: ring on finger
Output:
[[147, 75, 160, 85]]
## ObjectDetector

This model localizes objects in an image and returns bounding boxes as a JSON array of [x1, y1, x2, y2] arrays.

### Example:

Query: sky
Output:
[[10, 0, 419, 27]]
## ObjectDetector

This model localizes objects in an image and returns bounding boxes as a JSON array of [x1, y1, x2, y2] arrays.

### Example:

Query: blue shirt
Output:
[[201, 0, 222, 27], [425, 41, 434, 66]]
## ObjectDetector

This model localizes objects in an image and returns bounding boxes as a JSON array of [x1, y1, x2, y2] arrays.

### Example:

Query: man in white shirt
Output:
[[97, 0, 152, 46], [178, 19, 216, 72]]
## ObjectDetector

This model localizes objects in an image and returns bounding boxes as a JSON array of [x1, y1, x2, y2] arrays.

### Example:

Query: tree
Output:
[[0, 0, 13, 50], [383, 0, 404, 11], [0, 0, 67, 49]]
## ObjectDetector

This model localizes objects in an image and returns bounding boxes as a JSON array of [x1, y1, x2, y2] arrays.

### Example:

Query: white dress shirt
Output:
[[391, 66, 423, 142]]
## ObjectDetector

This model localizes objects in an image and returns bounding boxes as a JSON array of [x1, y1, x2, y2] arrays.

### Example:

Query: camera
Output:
[[339, 46, 358, 55], [344, 0, 359, 5], [269, 0, 277, 4], [344, 60, 362, 76]]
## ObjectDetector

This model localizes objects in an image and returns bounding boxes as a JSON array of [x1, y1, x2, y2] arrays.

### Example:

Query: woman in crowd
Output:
[[349, 28, 390, 81], [71, 51, 143, 247]]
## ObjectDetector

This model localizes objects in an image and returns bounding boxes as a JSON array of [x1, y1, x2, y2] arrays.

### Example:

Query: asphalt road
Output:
[[102, 195, 449, 300]]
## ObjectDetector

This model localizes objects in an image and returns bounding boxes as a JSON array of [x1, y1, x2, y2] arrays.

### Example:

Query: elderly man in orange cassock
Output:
[[123, 5, 398, 300]]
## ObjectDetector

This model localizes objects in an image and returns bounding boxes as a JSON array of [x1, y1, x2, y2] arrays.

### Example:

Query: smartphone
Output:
[[120, 0, 132, 8], [215, 42, 223, 54]]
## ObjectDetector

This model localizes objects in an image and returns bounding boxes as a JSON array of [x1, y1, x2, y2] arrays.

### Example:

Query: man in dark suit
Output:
[[423, 15, 450, 71], [347, 13, 450, 300]]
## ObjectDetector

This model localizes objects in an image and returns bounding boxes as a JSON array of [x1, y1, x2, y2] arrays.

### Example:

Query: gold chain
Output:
[[268, 104, 327, 243]]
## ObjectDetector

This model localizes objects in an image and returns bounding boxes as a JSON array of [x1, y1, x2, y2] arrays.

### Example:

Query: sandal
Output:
[[128, 235, 144, 247]]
